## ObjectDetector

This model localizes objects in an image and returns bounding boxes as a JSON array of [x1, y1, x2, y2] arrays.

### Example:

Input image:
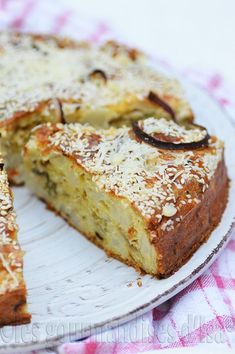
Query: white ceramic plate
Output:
[[0, 80, 234, 353]]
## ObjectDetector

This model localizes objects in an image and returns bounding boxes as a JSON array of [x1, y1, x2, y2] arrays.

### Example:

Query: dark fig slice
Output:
[[147, 91, 175, 121], [50, 98, 65, 124], [88, 69, 107, 82], [132, 120, 210, 150]]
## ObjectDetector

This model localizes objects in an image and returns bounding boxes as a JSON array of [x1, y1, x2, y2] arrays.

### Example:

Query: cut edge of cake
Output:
[[0, 160, 30, 326]]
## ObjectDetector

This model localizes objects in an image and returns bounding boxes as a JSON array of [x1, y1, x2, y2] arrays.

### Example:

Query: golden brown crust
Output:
[[1, 31, 86, 50], [154, 159, 228, 277], [0, 100, 53, 128], [0, 288, 30, 326]]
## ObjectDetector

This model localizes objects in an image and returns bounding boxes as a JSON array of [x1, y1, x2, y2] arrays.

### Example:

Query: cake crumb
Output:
[[137, 278, 142, 287]]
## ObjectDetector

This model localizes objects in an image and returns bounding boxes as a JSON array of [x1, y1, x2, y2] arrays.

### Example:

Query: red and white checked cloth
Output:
[[0, 1, 235, 353]]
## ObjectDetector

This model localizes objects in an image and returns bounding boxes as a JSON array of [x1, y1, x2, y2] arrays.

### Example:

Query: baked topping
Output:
[[45, 117, 223, 226], [132, 118, 209, 150], [0, 32, 191, 122]]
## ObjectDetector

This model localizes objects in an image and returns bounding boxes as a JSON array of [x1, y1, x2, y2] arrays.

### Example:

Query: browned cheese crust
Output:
[[0, 289, 30, 326], [153, 159, 228, 277]]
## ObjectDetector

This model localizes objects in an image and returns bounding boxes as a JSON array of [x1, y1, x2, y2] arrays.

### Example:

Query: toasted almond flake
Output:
[[162, 203, 177, 217]]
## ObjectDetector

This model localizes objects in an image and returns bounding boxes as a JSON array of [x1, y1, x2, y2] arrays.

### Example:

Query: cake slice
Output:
[[0, 160, 30, 325], [23, 118, 228, 277], [0, 32, 193, 184]]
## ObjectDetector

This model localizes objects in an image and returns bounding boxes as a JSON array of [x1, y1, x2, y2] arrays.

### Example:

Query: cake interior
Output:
[[0, 107, 61, 184], [24, 152, 158, 275]]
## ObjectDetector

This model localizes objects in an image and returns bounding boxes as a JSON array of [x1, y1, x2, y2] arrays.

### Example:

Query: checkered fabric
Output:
[[0, 1, 234, 353]]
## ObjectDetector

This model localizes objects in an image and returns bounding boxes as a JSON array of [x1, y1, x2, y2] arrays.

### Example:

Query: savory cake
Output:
[[23, 118, 228, 277], [0, 160, 30, 325], [0, 32, 193, 184]]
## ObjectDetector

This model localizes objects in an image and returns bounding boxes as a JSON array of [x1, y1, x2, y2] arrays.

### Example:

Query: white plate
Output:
[[0, 80, 235, 353]]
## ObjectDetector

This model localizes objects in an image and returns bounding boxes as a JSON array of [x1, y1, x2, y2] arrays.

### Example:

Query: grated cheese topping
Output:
[[0, 32, 191, 122], [142, 117, 207, 143], [46, 117, 223, 229], [0, 160, 22, 294]]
